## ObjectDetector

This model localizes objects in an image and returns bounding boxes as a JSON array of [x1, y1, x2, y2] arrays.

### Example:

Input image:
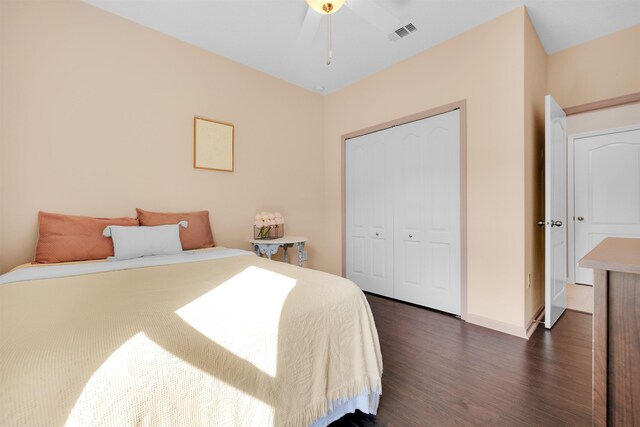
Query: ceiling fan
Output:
[[299, 0, 404, 65]]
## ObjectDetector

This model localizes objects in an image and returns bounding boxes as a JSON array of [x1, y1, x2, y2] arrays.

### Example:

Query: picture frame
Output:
[[193, 116, 234, 172]]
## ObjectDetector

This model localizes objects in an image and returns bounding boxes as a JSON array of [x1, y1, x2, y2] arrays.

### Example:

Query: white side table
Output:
[[249, 236, 308, 267]]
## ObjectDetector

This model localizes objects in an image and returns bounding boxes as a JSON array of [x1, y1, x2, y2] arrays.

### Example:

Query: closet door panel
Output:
[[393, 111, 461, 314], [430, 243, 451, 291], [402, 240, 422, 285], [369, 138, 393, 289], [346, 141, 369, 283], [424, 115, 461, 314], [393, 130, 428, 305], [367, 133, 394, 296], [370, 140, 388, 229], [346, 130, 394, 297], [427, 127, 452, 231], [351, 236, 366, 276]]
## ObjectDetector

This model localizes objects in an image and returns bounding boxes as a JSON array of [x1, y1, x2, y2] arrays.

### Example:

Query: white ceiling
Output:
[[83, 0, 639, 94]]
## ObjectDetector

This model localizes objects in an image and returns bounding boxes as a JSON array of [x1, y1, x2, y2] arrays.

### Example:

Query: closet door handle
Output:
[[409, 234, 413, 239], [576, 216, 584, 221], [375, 232, 379, 236]]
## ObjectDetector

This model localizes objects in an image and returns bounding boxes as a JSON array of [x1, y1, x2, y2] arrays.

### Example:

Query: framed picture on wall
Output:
[[193, 116, 234, 172]]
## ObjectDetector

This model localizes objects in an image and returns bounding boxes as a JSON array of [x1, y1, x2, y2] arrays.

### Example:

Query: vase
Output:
[[254, 224, 284, 240]]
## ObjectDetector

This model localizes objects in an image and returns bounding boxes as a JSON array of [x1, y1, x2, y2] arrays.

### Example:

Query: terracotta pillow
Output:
[[35, 212, 139, 263], [136, 208, 214, 250]]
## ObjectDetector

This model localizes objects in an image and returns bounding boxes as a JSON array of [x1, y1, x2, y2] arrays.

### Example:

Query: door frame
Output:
[[340, 100, 468, 320], [567, 123, 640, 284]]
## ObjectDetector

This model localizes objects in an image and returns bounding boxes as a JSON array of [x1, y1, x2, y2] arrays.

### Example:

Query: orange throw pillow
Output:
[[35, 212, 139, 263], [136, 208, 214, 250]]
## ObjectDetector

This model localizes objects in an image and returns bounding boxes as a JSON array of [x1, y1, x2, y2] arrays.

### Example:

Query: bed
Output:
[[0, 247, 383, 426]]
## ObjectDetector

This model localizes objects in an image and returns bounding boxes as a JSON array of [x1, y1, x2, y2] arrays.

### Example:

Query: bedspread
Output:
[[0, 252, 382, 426]]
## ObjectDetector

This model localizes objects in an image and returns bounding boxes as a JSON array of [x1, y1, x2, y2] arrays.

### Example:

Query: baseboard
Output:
[[525, 305, 545, 339], [465, 313, 528, 339], [565, 308, 593, 315]]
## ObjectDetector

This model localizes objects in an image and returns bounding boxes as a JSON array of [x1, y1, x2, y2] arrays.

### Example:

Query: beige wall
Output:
[[0, 1, 325, 273], [523, 10, 547, 325], [548, 25, 640, 109], [567, 102, 640, 135], [323, 8, 528, 333], [2, 1, 638, 337]]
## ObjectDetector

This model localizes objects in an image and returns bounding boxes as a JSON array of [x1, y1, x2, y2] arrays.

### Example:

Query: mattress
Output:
[[0, 248, 382, 426]]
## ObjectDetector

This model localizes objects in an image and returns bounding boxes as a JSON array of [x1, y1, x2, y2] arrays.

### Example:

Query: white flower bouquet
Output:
[[254, 211, 285, 239]]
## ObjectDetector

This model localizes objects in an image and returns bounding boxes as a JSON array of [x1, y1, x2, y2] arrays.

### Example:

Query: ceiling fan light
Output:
[[305, 0, 345, 15]]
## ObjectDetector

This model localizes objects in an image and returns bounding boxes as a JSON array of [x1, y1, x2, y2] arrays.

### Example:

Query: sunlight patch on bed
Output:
[[176, 266, 296, 377], [64, 332, 264, 426]]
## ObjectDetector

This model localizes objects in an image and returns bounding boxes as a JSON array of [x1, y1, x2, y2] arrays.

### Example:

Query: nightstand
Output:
[[249, 236, 308, 267]]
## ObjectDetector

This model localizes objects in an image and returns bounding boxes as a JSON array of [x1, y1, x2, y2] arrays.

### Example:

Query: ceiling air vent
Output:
[[395, 27, 409, 38], [388, 23, 418, 41]]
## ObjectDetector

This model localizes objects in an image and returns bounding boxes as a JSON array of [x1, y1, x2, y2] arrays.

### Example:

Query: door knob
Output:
[[551, 220, 562, 227], [576, 216, 584, 221], [375, 232, 379, 236], [409, 234, 413, 238], [537, 220, 545, 226]]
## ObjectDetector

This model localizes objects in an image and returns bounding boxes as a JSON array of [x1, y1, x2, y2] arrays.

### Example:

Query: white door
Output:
[[346, 109, 461, 315], [545, 95, 568, 329], [574, 127, 640, 285], [392, 110, 461, 315], [346, 128, 394, 297]]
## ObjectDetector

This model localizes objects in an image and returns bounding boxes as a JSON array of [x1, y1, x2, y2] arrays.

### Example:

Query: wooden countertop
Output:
[[578, 237, 640, 274]]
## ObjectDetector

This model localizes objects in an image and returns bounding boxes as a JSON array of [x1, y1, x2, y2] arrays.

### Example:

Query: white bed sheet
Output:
[[311, 390, 380, 427], [0, 248, 253, 285]]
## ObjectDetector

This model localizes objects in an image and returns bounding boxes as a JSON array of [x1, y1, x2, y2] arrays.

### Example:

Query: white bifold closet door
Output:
[[346, 110, 461, 315], [345, 125, 395, 298]]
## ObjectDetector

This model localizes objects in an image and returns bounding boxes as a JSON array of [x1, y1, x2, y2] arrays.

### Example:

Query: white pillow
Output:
[[103, 221, 188, 261]]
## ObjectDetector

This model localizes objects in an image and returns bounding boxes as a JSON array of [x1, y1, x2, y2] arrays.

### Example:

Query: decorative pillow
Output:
[[102, 222, 187, 260], [136, 208, 214, 250], [35, 212, 139, 263]]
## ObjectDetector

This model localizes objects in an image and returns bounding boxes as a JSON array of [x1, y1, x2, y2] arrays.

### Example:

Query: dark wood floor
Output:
[[330, 293, 592, 426]]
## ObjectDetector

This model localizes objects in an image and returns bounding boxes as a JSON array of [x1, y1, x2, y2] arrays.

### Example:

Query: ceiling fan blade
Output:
[[345, 0, 401, 34], [298, 6, 323, 46]]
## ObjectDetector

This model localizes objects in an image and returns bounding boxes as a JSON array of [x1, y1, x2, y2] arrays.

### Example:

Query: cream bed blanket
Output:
[[0, 253, 382, 426]]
